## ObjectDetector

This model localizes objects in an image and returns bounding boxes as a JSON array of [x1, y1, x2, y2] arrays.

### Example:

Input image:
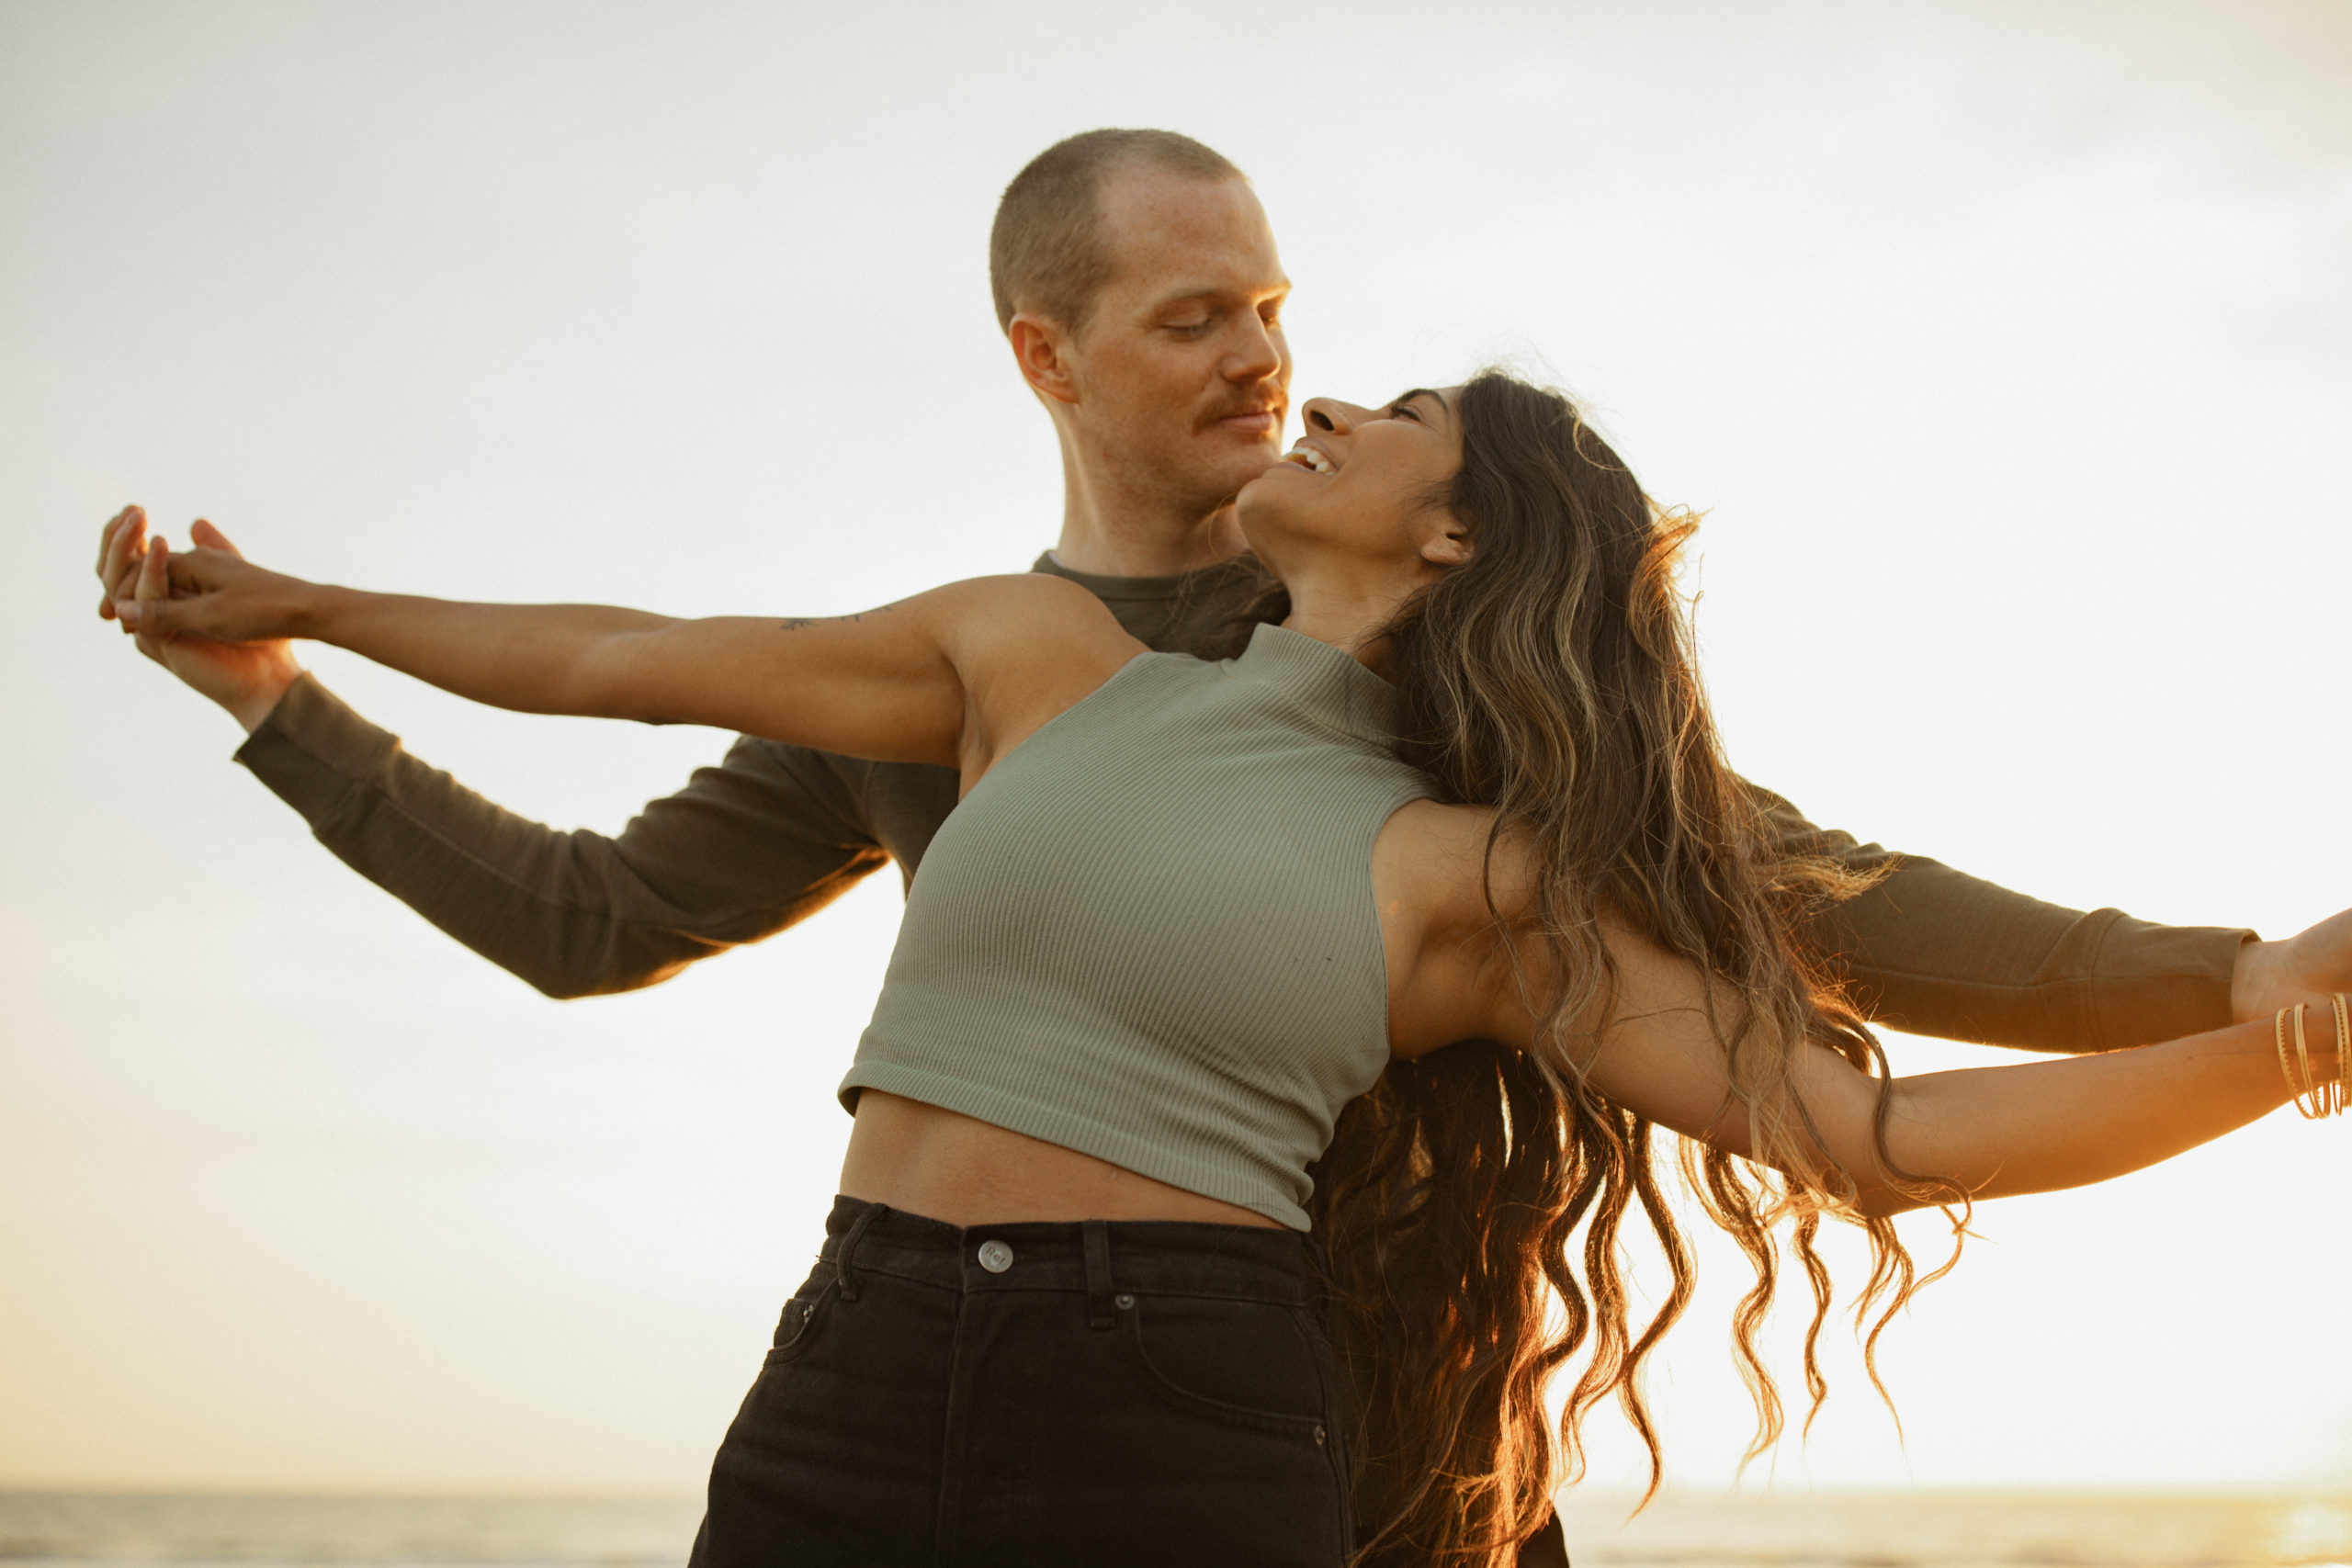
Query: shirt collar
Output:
[[1229, 622, 1398, 745]]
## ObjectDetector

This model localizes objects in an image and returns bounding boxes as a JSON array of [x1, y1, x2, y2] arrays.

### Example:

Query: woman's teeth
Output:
[[1285, 446, 1336, 474]]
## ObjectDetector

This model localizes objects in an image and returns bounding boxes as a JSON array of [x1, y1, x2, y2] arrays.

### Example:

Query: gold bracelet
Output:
[[2297, 1002, 2325, 1119], [2279, 1004, 2309, 1114], [2318, 1000, 2340, 1118], [2280, 1003, 2329, 1119], [2304, 1006, 2324, 1114], [2334, 992, 2351, 1114]]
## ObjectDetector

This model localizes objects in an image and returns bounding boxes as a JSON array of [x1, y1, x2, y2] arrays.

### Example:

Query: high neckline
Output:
[[1229, 622, 1398, 745]]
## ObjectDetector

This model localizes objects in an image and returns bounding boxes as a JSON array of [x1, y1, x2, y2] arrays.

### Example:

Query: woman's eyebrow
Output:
[[1392, 388, 1450, 422]]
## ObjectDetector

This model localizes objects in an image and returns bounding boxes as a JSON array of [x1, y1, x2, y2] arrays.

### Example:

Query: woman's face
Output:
[[1236, 388, 1466, 570]]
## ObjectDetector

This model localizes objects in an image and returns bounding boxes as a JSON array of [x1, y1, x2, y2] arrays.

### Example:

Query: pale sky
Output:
[[4, 0, 2349, 1497]]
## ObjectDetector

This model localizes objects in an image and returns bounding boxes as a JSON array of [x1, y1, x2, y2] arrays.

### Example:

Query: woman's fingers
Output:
[[99, 513, 236, 627], [137, 536, 171, 608], [116, 536, 288, 643], [96, 505, 148, 621], [126, 535, 175, 654], [96, 504, 139, 577], [96, 509, 121, 587]]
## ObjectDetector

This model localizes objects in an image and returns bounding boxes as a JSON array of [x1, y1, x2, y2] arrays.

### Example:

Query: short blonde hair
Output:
[[988, 129, 1245, 335]]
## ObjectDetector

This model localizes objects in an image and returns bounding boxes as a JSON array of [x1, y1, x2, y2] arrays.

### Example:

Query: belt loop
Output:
[[1081, 1219, 1114, 1331], [834, 1202, 887, 1303]]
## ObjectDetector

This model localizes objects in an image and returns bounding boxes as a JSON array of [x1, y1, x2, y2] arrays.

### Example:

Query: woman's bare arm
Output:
[[118, 535, 1135, 770], [1471, 908, 2333, 1217]]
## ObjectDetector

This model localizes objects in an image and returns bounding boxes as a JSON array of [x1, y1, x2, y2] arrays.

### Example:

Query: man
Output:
[[98, 128, 2352, 1562]]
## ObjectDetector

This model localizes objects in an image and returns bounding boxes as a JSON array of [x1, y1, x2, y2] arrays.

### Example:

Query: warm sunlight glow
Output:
[[4, 1, 2347, 1535]]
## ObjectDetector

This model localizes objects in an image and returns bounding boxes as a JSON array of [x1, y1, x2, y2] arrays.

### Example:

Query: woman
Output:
[[107, 372, 2345, 1568]]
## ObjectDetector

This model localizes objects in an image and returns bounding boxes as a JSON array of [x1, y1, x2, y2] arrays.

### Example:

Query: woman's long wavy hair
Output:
[[1212, 372, 1964, 1565]]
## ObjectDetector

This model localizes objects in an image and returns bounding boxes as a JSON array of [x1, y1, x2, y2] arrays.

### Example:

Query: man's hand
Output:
[[97, 506, 304, 733], [2232, 907, 2352, 1022]]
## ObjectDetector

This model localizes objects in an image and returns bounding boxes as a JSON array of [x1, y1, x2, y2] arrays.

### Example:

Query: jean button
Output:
[[977, 1239, 1014, 1274]]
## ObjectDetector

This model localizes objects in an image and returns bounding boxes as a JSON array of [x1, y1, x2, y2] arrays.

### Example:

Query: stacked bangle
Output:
[[2276, 994, 2352, 1119]]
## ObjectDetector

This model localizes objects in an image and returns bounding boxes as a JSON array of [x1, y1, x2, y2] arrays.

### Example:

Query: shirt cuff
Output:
[[2089, 912, 2253, 1048], [232, 672, 402, 828]]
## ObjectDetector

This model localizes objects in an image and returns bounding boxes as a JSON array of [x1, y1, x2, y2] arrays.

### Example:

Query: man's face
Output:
[[1060, 170, 1291, 516]]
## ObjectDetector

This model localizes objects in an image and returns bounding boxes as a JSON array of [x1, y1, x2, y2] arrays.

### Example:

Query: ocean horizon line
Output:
[[6, 1487, 2348, 1567]]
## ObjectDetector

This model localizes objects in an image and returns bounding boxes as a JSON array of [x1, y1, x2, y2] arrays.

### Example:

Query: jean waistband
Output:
[[815, 1195, 1312, 1311]]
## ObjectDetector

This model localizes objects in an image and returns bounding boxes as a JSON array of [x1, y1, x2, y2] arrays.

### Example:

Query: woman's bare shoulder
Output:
[[930, 573, 1145, 666], [930, 575, 1151, 788]]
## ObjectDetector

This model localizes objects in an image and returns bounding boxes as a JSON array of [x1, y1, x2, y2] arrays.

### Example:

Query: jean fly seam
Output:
[[1287, 1304, 1355, 1548], [933, 1275, 972, 1567]]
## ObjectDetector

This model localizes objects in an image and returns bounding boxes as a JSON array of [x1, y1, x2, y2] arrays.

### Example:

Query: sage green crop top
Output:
[[838, 623, 1432, 1230]]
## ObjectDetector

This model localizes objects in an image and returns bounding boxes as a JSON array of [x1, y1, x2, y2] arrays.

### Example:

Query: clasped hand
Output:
[[95, 504, 306, 731]]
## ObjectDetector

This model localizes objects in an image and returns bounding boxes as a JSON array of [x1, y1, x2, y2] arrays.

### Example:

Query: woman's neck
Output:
[[1276, 562, 1434, 678]]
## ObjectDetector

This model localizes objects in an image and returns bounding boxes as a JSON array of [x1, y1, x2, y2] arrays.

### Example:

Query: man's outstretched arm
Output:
[[240, 678, 904, 998], [1748, 784, 2347, 1051], [99, 508, 910, 998]]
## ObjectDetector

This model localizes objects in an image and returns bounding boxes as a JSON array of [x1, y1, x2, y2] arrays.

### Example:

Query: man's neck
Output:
[[1050, 439, 1250, 578], [1051, 505, 1247, 579]]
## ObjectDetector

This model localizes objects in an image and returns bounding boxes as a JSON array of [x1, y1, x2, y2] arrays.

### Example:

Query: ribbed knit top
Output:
[[838, 623, 1432, 1230]]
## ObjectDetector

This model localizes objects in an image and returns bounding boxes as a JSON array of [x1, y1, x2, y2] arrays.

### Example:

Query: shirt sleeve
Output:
[[234, 673, 895, 998], [1747, 783, 2252, 1053]]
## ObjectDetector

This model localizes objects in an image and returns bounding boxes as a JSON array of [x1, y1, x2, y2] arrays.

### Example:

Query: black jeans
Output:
[[689, 1198, 1355, 1567]]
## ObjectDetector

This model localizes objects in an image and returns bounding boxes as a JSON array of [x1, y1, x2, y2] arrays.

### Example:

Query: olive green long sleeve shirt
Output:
[[232, 554, 2250, 1054]]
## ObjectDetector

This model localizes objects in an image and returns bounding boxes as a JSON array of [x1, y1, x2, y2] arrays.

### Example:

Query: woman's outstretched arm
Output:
[[1476, 918, 2338, 1217], [114, 530, 1136, 771]]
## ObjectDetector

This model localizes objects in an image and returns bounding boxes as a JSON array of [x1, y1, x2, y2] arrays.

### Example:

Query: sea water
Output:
[[3, 1488, 2347, 1566], [1555, 1489, 2352, 1565]]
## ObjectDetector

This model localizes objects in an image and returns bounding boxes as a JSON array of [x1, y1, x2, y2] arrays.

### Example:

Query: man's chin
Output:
[[1204, 428, 1285, 469], [1230, 454, 1294, 494], [1202, 454, 1284, 505]]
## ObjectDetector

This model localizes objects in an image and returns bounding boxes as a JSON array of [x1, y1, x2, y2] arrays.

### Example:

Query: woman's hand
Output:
[[96, 507, 306, 732], [113, 520, 325, 646]]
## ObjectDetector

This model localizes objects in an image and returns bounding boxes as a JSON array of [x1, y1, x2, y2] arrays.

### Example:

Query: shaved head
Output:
[[989, 129, 1247, 335]]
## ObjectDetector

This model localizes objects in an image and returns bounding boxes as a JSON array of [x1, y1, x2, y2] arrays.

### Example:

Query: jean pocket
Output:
[[763, 1274, 841, 1369], [1117, 1294, 1331, 1444]]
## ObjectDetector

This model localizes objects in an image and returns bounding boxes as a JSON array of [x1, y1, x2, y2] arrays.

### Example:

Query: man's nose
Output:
[[1224, 314, 1284, 385], [1301, 399, 1371, 434]]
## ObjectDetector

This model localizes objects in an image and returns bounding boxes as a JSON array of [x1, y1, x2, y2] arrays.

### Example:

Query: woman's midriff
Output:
[[838, 1089, 1287, 1230]]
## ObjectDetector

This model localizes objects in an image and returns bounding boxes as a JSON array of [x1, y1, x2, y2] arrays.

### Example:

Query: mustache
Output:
[[1198, 391, 1285, 428]]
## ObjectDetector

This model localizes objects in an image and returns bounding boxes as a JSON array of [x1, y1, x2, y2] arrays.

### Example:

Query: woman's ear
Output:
[[1008, 314, 1080, 406], [1420, 519, 1472, 569]]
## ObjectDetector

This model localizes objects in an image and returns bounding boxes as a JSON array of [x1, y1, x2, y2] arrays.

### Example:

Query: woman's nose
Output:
[[1301, 398, 1367, 434]]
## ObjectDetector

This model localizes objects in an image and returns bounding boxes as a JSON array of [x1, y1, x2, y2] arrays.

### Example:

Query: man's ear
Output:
[[1008, 313, 1080, 406]]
